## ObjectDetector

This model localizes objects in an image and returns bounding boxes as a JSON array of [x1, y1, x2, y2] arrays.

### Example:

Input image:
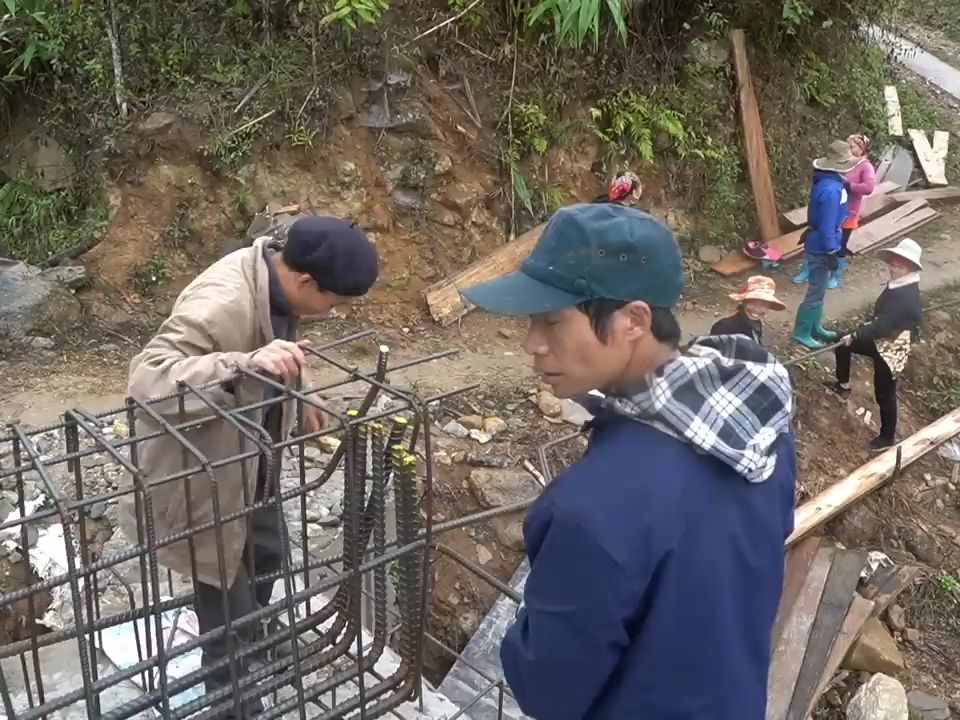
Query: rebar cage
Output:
[[0, 330, 559, 720]]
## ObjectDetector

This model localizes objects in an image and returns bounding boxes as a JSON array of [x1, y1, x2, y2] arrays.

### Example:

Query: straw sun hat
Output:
[[729, 276, 787, 311], [878, 238, 923, 270]]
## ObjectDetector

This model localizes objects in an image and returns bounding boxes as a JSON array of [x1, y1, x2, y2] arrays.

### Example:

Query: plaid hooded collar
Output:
[[599, 335, 793, 483]]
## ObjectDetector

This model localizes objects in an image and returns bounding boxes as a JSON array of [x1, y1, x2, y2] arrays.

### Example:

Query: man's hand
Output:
[[250, 339, 307, 378], [302, 404, 332, 434]]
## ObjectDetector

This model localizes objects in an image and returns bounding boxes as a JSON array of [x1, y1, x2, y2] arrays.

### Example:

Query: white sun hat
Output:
[[879, 238, 923, 270]]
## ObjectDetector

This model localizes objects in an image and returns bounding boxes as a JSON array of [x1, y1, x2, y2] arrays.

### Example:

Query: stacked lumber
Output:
[[765, 408, 960, 716], [847, 199, 939, 255], [781, 180, 902, 228], [767, 541, 873, 719]]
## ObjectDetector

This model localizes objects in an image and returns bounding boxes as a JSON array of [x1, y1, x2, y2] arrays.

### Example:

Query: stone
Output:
[[138, 111, 179, 135], [686, 37, 729, 69], [482, 417, 507, 436], [903, 526, 940, 565], [497, 328, 513, 339], [1, 130, 75, 191], [443, 421, 469, 439], [336, 160, 360, 189], [904, 628, 921, 644], [698, 244, 723, 264], [317, 436, 341, 454], [0, 261, 83, 345], [468, 429, 492, 445], [490, 515, 525, 551], [434, 155, 453, 174], [468, 468, 540, 509], [24, 525, 39, 548], [843, 617, 906, 675], [846, 674, 908, 720], [358, 101, 430, 136], [476, 545, 493, 566], [906, 690, 950, 720], [887, 604, 907, 632], [86, 501, 107, 520], [459, 415, 484, 431], [391, 188, 426, 212], [537, 390, 563, 418], [43, 265, 90, 290], [435, 451, 452, 466], [934, 330, 950, 345], [0, 498, 14, 521], [451, 451, 466, 463], [560, 399, 593, 426]]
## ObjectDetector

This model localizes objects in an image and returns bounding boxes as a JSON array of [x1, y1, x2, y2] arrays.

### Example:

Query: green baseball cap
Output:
[[461, 203, 683, 315]]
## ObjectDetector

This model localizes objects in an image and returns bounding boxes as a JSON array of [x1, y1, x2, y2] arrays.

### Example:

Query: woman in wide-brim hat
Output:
[[710, 275, 786, 345], [827, 238, 923, 450], [793, 140, 859, 350]]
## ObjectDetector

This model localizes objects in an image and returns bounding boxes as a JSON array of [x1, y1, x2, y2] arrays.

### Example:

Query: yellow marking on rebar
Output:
[[394, 417, 409, 425], [347, 409, 359, 417]]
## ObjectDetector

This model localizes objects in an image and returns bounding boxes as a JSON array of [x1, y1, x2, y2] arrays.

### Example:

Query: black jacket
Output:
[[710, 308, 763, 345], [855, 280, 922, 342]]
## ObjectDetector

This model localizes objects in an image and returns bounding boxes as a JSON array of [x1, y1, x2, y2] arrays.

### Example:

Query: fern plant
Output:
[[592, 91, 698, 163], [526, 0, 628, 49], [321, 0, 389, 33]]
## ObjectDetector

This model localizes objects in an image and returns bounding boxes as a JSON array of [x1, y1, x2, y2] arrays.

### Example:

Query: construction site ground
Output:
[[2, 204, 960, 715]]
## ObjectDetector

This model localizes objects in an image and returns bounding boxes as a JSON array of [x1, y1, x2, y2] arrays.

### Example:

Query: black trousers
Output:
[[194, 460, 283, 715], [840, 227, 852, 257], [835, 337, 898, 441]]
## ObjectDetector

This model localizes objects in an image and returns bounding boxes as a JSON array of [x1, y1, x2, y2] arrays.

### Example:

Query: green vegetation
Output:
[[0, 181, 107, 265], [898, 0, 960, 46]]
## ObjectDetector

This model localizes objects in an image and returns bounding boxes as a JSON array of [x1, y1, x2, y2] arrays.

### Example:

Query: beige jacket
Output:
[[120, 238, 297, 589]]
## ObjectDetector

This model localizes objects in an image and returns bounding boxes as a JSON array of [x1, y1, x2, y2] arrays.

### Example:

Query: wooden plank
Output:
[[855, 207, 939, 255], [909, 129, 950, 186], [731, 29, 780, 244], [772, 536, 821, 646], [710, 228, 805, 277], [782, 180, 901, 227], [803, 594, 875, 717], [786, 550, 867, 720], [859, 564, 921, 618], [766, 548, 834, 720], [787, 406, 960, 547], [888, 186, 960, 205], [884, 86, 903, 136], [423, 222, 546, 326], [846, 199, 930, 254]]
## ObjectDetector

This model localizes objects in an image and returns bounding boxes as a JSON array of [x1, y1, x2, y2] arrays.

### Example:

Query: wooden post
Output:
[[884, 86, 903, 136], [730, 29, 780, 244]]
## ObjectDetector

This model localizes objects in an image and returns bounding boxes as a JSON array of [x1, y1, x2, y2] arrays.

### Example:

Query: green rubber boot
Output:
[[793, 305, 824, 350], [812, 304, 839, 342]]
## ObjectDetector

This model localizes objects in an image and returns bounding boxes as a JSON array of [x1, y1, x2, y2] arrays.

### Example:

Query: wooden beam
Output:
[[846, 199, 931, 255], [908, 129, 950, 186], [730, 29, 780, 244], [787, 407, 960, 547], [853, 207, 939, 256], [803, 594, 874, 717], [786, 550, 866, 720], [859, 565, 921, 618], [884, 86, 903, 136], [782, 180, 901, 228], [766, 548, 834, 720], [772, 536, 821, 646], [888, 186, 960, 205], [423, 222, 546, 326]]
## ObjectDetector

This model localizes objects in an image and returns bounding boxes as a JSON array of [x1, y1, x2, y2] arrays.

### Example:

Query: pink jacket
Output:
[[845, 159, 876, 219]]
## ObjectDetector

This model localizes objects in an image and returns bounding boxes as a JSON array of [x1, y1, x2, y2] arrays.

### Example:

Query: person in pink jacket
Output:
[[834, 134, 876, 288], [793, 133, 876, 289]]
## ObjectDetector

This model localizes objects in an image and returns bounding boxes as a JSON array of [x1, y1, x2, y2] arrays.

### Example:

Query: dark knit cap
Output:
[[282, 216, 378, 297]]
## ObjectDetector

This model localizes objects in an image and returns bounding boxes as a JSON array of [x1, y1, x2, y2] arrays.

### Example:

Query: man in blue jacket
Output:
[[793, 140, 858, 349], [461, 203, 797, 720]]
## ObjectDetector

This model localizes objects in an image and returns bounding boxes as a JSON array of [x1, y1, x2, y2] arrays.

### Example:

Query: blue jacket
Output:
[[804, 170, 848, 254], [500, 416, 796, 720]]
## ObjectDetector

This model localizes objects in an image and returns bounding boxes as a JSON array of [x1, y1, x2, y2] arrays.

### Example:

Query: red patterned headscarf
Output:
[[847, 133, 871, 158], [608, 172, 642, 203]]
